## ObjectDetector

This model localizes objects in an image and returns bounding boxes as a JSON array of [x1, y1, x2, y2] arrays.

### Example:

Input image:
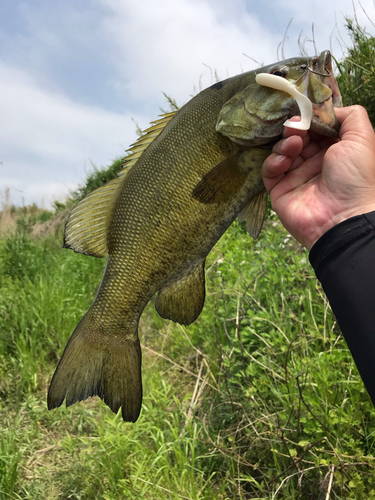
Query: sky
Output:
[[1, 0, 375, 208]]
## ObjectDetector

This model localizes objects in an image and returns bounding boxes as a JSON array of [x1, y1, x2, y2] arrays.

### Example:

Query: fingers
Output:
[[299, 140, 322, 161], [281, 117, 307, 139], [335, 104, 368, 124], [262, 137, 302, 193], [262, 131, 307, 192], [272, 135, 303, 157], [262, 124, 322, 194], [262, 154, 290, 194], [262, 111, 341, 194]]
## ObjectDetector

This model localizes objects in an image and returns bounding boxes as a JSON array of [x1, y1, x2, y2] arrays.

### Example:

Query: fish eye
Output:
[[298, 64, 308, 71], [270, 69, 286, 77]]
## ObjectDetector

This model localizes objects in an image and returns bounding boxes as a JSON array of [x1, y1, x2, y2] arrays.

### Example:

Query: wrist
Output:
[[307, 205, 375, 250]]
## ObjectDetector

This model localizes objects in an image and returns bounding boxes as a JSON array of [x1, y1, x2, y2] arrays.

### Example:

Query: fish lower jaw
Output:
[[311, 98, 340, 137]]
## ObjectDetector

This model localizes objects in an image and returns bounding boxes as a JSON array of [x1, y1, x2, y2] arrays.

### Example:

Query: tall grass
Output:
[[336, 18, 375, 125], [0, 212, 374, 499]]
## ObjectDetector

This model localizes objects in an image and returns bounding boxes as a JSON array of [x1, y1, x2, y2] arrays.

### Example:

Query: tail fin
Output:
[[47, 312, 142, 422]]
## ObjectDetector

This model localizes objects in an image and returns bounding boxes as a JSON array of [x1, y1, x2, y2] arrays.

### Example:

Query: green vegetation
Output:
[[336, 18, 375, 125], [71, 158, 125, 203], [1, 213, 375, 499], [1, 16, 375, 500]]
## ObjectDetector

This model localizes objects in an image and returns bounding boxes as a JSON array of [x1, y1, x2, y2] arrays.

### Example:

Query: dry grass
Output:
[[31, 210, 68, 238], [0, 187, 68, 238], [0, 189, 17, 235]]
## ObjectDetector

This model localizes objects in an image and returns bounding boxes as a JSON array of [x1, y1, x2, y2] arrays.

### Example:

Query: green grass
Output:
[[336, 18, 375, 126], [1, 213, 375, 499]]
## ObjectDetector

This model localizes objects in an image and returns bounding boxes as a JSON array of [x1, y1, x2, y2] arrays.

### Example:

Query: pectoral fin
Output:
[[155, 261, 206, 326], [192, 153, 247, 204], [238, 189, 268, 239], [192, 148, 270, 204]]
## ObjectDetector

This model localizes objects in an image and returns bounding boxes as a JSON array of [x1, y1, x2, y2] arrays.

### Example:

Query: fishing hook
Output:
[[294, 64, 331, 84], [303, 65, 331, 77]]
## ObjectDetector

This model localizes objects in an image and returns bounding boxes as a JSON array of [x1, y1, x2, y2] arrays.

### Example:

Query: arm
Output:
[[262, 106, 375, 404], [310, 212, 375, 405]]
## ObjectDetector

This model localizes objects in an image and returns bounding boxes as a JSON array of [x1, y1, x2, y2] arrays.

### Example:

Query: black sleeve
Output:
[[309, 211, 375, 405]]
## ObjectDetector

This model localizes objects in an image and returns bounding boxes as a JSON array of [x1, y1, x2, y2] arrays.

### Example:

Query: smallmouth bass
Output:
[[48, 51, 342, 422]]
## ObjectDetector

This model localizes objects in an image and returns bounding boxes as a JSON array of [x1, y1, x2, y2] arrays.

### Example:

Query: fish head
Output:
[[216, 50, 342, 146]]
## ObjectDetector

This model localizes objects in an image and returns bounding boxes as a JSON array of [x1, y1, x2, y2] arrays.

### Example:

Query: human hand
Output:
[[262, 105, 375, 249]]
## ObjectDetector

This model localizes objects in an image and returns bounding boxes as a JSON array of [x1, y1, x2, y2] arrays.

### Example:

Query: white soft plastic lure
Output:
[[255, 73, 313, 130]]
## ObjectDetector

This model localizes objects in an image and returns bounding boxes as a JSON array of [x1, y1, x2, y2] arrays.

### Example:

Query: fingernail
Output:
[[281, 137, 293, 147], [274, 154, 287, 163], [288, 116, 301, 123]]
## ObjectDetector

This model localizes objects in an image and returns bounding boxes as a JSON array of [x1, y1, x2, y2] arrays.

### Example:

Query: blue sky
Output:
[[1, 0, 375, 207]]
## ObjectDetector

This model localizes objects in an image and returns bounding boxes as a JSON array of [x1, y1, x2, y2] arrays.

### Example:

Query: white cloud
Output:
[[0, 62, 148, 207], [271, 0, 375, 57], [1, 0, 285, 208], [98, 0, 281, 107]]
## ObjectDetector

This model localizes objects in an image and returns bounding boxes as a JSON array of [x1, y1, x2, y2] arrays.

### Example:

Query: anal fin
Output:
[[155, 261, 206, 326]]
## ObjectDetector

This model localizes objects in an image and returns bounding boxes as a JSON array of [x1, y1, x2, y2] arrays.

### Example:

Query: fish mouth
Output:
[[309, 51, 342, 137]]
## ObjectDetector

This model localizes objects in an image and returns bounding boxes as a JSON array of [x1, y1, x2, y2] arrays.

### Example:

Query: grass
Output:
[[0, 210, 375, 499], [335, 18, 375, 126]]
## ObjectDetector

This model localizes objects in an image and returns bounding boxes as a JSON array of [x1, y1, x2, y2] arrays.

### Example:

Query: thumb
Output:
[[335, 106, 374, 143]]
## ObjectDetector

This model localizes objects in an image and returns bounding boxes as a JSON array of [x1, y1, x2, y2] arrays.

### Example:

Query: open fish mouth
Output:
[[308, 50, 342, 107], [307, 51, 342, 136]]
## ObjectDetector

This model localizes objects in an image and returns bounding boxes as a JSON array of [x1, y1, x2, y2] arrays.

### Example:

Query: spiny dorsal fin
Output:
[[238, 189, 268, 240], [63, 177, 122, 257], [117, 111, 177, 177], [64, 112, 177, 257]]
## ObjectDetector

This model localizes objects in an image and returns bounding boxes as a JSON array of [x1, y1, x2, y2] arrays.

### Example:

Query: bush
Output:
[[71, 158, 124, 202]]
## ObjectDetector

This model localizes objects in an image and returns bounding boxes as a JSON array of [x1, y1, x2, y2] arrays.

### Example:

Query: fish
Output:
[[48, 50, 342, 422]]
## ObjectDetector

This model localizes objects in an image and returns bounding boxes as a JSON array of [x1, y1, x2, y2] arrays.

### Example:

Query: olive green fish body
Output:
[[95, 82, 268, 320], [48, 51, 342, 422]]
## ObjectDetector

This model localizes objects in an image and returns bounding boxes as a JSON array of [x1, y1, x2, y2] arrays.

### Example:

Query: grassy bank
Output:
[[0, 211, 374, 499]]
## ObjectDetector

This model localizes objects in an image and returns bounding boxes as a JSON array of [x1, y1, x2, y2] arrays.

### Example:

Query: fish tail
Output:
[[47, 311, 142, 423]]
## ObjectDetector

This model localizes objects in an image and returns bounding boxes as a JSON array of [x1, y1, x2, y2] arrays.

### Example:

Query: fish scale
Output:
[[48, 51, 342, 422]]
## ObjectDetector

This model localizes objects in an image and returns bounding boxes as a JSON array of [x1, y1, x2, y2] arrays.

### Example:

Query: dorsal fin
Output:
[[63, 177, 122, 257], [117, 111, 177, 177], [64, 111, 177, 257]]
